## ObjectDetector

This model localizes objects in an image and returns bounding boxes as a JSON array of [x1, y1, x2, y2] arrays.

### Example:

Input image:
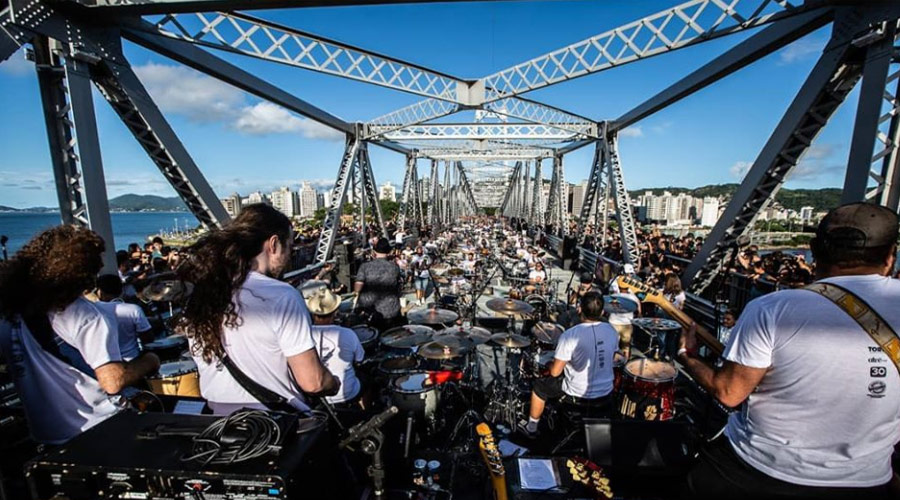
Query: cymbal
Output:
[[486, 298, 534, 316], [447, 268, 465, 277], [431, 264, 450, 276], [490, 332, 532, 349], [380, 325, 434, 348], [142, 279, 190, 302], [408, 307, 459, 325], [418, 341, 465, 360], [532, 322, 565, 346], [632, 317, 682, 331], [604, 294, 638, 315], [434, 326, 492, 349]]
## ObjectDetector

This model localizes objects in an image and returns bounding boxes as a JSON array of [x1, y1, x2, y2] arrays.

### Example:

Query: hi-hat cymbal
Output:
[[490, 332, 532, 349], [380, 325, 434, 348], [486, 298, 534, 316], [408, 307, 459, 325], [447, 268, 465, 277], [632, 317, 682, 331], [141, 279, 190, 302], [434, 326, 492, 349], [418, 341, 465, 360], [604, 294, 638, 315], [532, 322, 565, 346], [431, 264, 450, 276]]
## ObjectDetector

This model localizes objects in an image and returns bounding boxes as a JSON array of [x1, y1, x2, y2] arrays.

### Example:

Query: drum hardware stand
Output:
[[339, 406, 399, 500]]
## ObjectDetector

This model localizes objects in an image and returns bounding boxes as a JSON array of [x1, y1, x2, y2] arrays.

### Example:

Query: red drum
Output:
[[613, 352, 626, 393], [618, 359, 677, 421]]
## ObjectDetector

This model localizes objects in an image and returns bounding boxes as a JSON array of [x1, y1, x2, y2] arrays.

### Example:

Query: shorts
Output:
[[533, 376, 566, 401], [415, 277, 429, 291]]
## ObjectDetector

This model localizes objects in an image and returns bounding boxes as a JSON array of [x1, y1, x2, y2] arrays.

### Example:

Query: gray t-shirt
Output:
[[356, 258, 402, 319], [724, 274, 900, 487]]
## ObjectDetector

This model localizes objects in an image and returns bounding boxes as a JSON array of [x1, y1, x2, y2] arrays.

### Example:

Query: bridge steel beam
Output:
[[842, 22, 898, 204], [358, 142, 388, 241], [531, 158, 544, 227], [316, 135, 360, 263], [34, 36, 116, 273], [612, 7, 834, 133], [683, 9, 882, 293]]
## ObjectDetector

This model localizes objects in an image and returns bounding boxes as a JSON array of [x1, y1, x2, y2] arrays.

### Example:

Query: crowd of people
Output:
[[0, 201, 898, 499]]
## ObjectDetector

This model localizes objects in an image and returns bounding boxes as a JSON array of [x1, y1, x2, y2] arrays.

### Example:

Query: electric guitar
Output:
[[566, 457, 613, 499], [475, 422, 508, 500], [615, 275, 724, 356]]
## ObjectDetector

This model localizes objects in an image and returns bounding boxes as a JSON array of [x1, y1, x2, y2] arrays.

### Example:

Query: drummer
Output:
[[522, 291, 617, 438], [528, 261, 547, 289], [461, 252, 478, 273], [305, 287, 365, 408]]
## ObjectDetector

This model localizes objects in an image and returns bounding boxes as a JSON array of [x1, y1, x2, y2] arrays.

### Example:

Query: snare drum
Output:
[[390, 372, 440, 417], [352, 325, 379, 351], [379, 355, 420, 376], [618, 359, 677, 421], [147, 359, 200, 397], [143, 334, 188, 362]]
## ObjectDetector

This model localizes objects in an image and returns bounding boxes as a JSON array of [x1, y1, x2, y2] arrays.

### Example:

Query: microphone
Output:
[[339, 406, 399, 449]]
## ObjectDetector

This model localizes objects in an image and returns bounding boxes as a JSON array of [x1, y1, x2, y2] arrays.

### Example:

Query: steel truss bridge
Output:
[[2, 0, 898, 294]]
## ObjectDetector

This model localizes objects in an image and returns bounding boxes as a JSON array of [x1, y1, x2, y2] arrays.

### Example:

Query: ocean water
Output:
[[0, 212, 198, 255]]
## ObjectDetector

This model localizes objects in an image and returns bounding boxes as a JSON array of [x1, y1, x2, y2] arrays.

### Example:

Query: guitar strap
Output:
[[804, 281, 900, 376], [220, 354, 298, 413]]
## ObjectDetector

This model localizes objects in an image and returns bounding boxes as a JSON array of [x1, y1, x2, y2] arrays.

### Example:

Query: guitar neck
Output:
[[476, 424, 508, 500], [653, 299, 724, 356]]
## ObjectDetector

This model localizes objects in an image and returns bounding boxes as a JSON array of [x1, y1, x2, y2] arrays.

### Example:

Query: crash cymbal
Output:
[[447, 268, 465, 277], [431, 264, 450, 276], [141, 279, 190, 302], [486, 298, 534, 316], [380, 325, 434, 348], [418, 341, 465, 360], [632, 317, 682, 331], [408, 307, 459, 325], [490, 332, 532, 349], [532, 322, 565, 346], [434, 326, 492, 349], [604, 294, 638, 315], [298, 280, 329, 299]]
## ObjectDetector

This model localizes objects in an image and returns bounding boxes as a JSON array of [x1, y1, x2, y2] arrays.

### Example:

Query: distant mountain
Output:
[[630, 184, 841, 212], [108, 194, 187, 212]]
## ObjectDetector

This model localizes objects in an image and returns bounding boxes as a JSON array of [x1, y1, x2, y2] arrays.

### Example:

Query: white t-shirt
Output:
[[0, 298, 124, 444], [95, 300, 151, 361], [723, 274, 900, 487], [311, 324, 364, 404], [607, 292, 639, 326], [554, 321, 617, 398], [528, 270, 546, 283], [189, 272, 317, 414]]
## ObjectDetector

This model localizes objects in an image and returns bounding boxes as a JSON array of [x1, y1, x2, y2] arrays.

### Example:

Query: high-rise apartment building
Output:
[[299, 182, 318, 218]]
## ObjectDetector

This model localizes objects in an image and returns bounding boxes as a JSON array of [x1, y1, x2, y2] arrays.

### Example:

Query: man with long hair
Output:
[[175, 204, 339, 414], [0, 226, 160, 444]]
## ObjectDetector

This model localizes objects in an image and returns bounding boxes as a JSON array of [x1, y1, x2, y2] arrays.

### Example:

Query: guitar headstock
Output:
[[566, 457, 613, 499], [615, 275, 665, 305], [476, 422, 505, 479]]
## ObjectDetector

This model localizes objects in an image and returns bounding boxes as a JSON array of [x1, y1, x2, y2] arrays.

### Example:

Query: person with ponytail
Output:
[[175, 204, 339, 414]]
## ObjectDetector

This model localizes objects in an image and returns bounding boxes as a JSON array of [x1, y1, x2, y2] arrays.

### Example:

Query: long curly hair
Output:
[[174, 204, 291, 363], [0, 226, 105, 319]]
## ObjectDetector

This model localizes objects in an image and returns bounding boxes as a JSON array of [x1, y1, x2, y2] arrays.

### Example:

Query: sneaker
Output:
[[517, 419, 539, 439]]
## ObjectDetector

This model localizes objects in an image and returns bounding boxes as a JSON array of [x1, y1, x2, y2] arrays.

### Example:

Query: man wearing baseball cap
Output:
[[680, 203, 899, 499]]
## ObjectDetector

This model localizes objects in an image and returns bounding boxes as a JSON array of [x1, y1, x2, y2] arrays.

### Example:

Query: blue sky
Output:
[[0, 0, 859, 208]]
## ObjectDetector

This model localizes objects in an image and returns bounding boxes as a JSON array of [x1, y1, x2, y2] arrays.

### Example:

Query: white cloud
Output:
[[778, 38, 822, 65], [133, 63, 343, 140], [233, 102, 343, 140], [787, 143, 842, 181], [729, 161, 752, 179], [619, 126, 643, 138], [1, 49, 33, 76], [134, 62, 243, 122]]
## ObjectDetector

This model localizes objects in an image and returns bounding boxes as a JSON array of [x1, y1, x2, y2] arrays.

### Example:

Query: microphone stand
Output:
[[340, 406, 399, 500]]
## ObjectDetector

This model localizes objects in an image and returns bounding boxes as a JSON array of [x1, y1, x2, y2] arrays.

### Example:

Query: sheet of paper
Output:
[[518, 458, 558, 491], [172, 400, 206, 415], [497, 439, 528, 457]]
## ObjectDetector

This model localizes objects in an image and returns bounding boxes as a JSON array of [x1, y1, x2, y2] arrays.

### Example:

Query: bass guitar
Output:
[[615, 275, 724, 356]]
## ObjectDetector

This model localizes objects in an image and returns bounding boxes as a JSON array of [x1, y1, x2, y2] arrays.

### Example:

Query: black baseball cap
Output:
[[816, 202, 898, 249], [579, 272, 594, 283]]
